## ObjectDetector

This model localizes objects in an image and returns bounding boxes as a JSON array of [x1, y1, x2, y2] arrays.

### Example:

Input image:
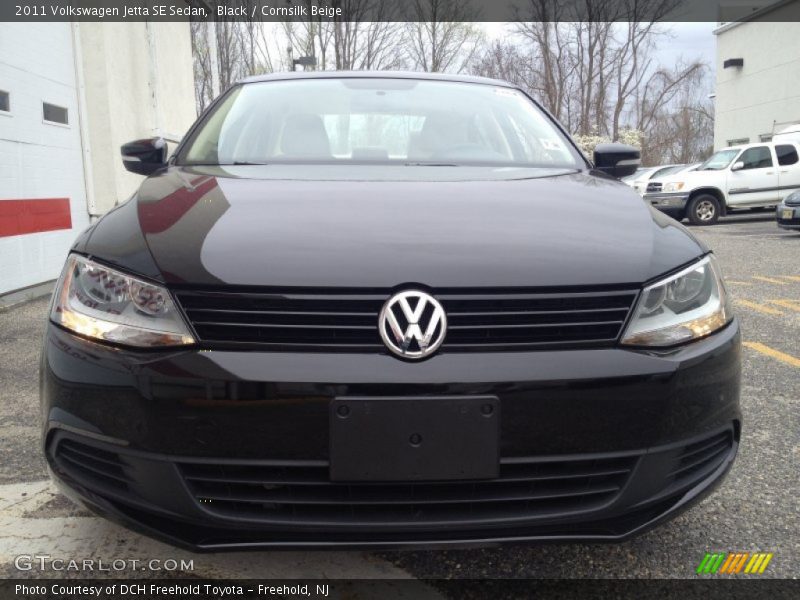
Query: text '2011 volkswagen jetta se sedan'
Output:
[[41, 72, 740, 550]]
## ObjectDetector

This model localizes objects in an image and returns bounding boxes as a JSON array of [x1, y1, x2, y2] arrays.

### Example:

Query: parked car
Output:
[[629, 164, 684, 195], [41, 72, 740, 550], [621, 167, 654, 187], [644, 163, 700, 195], [777, 189, 800, 231], [673, 162, 702, 175], [646, 141, 800, 225]]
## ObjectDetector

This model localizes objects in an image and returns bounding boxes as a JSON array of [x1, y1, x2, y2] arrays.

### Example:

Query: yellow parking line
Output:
[[743, 342, 800, 368], [745, 554, 762, 574], [768, 299, 800, 312], [780, 275, 800, 282], [735, 300, 783, 316], [758, 553, 774, 574], [752, 276, 788, 285], [726, 280, 752, 286]]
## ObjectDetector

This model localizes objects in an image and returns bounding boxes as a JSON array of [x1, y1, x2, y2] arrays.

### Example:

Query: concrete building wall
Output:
[[77, 22, 197, 215], [714, 12, 800, 147]]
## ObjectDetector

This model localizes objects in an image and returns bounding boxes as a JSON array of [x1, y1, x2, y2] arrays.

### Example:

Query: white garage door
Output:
[[0, 23, 90, 296]]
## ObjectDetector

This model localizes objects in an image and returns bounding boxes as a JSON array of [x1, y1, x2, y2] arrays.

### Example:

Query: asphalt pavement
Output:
[[0, 212, 797, 586]]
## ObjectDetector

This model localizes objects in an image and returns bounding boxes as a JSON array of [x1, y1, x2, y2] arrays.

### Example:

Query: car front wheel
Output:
[[687, 194, 720, 225]]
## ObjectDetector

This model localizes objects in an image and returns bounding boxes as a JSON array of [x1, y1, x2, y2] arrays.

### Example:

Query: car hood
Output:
[[659, 169, 721, 186], [76, 165, 707, 288]]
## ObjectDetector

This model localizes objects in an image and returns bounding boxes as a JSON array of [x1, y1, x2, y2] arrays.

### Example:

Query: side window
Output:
[[776, 144, 799, 166], [738, 146, 773, 170]]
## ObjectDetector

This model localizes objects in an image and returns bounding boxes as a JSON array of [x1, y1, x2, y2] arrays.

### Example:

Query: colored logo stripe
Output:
[[0, 198, 72, 237], [697, 552, 773, 574]]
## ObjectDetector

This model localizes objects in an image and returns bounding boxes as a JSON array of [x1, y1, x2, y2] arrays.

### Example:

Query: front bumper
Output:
[[41, 320, 741, 550], [777, 203, 800, 229], [645, 192, 690, 215]]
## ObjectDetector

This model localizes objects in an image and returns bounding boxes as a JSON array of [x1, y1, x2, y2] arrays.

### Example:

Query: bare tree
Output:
[[498, 0, 710, 163], [327, 1, 404, 70], [236, 1, 283, 76], [512, 4, 574, 126], [638, 64, 714, 164], [190, 20, 214, 114], [470, 40, 539, 91], [403, 0, 484, 73]]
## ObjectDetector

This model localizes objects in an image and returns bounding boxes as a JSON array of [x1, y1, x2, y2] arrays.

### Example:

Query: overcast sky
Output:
[[659, 22, 717, 71]]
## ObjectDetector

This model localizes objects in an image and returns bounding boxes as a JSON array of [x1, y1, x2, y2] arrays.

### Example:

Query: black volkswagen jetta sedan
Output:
[[41, 72, 740, 550]]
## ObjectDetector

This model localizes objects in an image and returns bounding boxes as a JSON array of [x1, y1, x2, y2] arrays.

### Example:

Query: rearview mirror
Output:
[[731, 161, 744, 172], [121, 138, 168, 175], [593, 143, 641, 179]]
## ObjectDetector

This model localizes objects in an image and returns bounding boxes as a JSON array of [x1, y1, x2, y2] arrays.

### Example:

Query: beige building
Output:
[[714, 0, 800, 147], [0, 22, 196, 297]]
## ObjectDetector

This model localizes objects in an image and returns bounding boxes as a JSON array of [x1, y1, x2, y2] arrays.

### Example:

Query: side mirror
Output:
[[731, 161, 744, 172], [121, 138, 168, 175], [593, 143, 641, 179]]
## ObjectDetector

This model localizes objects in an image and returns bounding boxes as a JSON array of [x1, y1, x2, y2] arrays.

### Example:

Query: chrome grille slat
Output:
[[448, 320, 624, 330], [174, 287, 638, 351]]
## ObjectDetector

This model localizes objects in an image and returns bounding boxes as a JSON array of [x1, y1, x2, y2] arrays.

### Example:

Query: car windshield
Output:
[[698, 149, 740, 171], [633, 168, 658, 181], [180, 78, 583, 169], [655, 165, 683, 178], [622, 168, 650, 183]]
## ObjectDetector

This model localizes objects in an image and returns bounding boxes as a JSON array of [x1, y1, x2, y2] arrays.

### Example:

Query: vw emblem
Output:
[[379, 290, 447, 360]]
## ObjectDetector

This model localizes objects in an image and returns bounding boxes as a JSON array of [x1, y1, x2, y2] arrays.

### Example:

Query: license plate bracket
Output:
[[329, 396, 499, 482]]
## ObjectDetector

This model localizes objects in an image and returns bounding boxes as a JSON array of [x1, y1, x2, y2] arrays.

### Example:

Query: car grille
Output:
[[669, 429, 733, 486], [53, 438, 130, 491], [174, 287, 638, 352], [179, 454, 637, 528], [646, 182, 662, 193]]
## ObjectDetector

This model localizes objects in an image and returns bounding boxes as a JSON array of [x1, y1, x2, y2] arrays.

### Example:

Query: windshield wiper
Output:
[[404, 161, 458, 167]]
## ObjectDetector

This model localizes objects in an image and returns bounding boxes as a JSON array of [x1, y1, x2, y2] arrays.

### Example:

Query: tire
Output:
[[687, 194, 720, 225], [661, 209, 685, 222]]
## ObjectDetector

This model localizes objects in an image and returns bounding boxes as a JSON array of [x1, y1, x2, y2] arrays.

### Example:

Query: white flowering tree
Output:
[[573, 129, 643, 162]]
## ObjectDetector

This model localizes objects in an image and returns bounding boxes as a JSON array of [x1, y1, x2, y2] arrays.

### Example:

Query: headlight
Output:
[[50, 254, 195, 347], [621, 255, 732, 347], [663, 181, 685, 192]]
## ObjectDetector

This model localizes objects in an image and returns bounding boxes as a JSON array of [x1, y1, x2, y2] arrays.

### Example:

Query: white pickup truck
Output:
[[644, 140, 800, 225]]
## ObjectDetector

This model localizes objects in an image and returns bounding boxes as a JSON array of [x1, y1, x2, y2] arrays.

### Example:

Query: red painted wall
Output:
[[0, 199, 72, 237]]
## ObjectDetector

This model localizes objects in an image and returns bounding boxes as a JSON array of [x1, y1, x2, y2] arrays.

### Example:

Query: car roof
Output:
[[239, 70, 515, 88], [725, 139, 800, 152]]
